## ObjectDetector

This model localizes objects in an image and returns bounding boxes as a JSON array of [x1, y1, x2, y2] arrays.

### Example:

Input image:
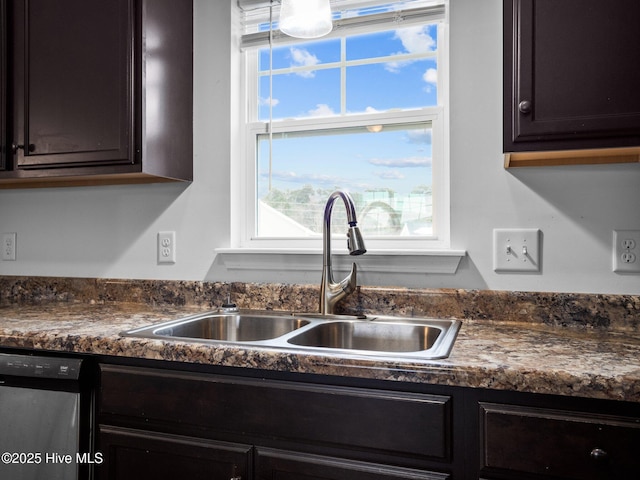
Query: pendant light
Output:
[[279, 0, 333, 39]]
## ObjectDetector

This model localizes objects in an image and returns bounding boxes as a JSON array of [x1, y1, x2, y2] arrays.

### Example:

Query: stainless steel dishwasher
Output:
[[0, 352, 95, 480]]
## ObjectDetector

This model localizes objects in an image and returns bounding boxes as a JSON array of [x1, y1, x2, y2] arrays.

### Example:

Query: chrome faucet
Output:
[[320, 191, 367, 315]]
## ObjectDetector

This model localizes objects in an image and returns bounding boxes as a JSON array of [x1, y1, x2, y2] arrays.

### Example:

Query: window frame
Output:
[[233, 0, 451, 254]]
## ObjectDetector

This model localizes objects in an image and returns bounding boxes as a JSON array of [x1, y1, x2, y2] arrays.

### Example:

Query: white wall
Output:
[[0, 0, 638, 295]]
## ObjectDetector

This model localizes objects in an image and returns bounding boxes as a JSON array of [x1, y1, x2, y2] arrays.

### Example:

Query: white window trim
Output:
[[225, 0, 465, 275]]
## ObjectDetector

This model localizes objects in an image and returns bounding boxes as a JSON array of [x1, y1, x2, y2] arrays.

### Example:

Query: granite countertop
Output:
[[1, 301, 639, 403]]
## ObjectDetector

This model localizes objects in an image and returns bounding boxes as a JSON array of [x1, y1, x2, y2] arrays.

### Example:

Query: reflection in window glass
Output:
[[257, 124, 433, 238]]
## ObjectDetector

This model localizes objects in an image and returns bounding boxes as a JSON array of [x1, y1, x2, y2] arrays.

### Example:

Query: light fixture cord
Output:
[[268, 1, 274, 192]]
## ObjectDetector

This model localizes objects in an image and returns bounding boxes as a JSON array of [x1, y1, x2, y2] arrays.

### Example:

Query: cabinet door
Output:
[[98, 426, 251, 480], [11, 0, 133, 169], [0, 0, 6, 171], [479, 402, 640, 479], [256, 448, 450, 480], [99, 364, 452, 468], [504, 0, 640, 152]]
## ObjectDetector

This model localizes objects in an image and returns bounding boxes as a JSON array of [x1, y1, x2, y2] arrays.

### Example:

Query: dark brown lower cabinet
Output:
[[99, 426, 251, 480], [96, 362, 640, 480], [98, 429, 449, 480], [96, 364, 454, 480], [255, 448, 449, 480], [479, 402, 640, 480]]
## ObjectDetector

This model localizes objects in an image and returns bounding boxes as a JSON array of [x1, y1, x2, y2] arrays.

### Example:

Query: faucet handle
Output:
[[339, 262, 358, 295]]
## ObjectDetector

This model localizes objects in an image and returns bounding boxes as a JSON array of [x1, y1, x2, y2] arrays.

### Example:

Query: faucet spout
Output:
[[320, 191, 366, 315]]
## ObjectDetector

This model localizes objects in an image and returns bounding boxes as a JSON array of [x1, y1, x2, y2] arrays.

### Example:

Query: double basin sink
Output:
[[122, 311, 461, 360]]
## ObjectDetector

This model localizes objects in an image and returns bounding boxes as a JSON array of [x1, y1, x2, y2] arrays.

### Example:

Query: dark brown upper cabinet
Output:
[[0, 0, 192, 187], [0, 1, 6, 172], [504, 0, 640, 167]]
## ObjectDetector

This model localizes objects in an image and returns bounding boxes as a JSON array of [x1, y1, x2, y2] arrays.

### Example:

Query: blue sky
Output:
[[257, 125, 432, 198], [256, 23, 438, 202]]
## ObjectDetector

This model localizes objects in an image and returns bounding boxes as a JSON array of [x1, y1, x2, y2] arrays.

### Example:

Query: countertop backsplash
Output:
[[0, 276, 638, 332]]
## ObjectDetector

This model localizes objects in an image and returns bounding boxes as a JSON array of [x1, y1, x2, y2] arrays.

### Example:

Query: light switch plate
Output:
[[493, 228, 541, 272]]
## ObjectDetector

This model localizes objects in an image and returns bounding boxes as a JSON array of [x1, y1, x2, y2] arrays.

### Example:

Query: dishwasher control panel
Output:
[[0, 353, 83, 380]]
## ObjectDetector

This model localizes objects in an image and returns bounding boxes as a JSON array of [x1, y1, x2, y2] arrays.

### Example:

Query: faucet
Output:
[[320, 191, 367, 315]]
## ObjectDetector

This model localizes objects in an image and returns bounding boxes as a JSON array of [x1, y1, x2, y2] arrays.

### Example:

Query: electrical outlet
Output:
[[493, 228, 541, 272], [2, 233, 16, 261], [613, 230, 640, 273], [157, 231, 176, 264]]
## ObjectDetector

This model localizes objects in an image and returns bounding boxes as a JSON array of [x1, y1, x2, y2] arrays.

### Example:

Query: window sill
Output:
[[215, 248, 466, 275]]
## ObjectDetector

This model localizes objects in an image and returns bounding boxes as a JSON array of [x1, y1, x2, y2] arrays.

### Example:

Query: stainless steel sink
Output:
[[287, 320, 442, 353], [124, 312, 310, 342], [122, 311, 461, 360]]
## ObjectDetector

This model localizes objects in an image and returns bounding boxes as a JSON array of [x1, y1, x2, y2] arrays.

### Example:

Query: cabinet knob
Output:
[[518, 100, 532, 114], [11, 144, 36, 153], [230, 464, 241, 480], [590, 448, 608, 462]]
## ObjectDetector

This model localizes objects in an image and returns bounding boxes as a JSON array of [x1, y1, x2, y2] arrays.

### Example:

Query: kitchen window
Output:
[[234, 0, 450, 254]]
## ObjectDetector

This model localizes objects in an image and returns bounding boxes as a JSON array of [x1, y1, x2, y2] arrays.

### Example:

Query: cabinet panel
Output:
[[98, 425, 251, 480], [12, 0, 132, 168], [99, 365, 452, 464], [504, 0, 640, 153], [256, 448, 450, 480], [480, 402, 640, 479], [0, 0, 6, 171]]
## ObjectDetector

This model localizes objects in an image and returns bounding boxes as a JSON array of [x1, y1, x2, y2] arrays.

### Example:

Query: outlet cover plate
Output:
[[493, 228, 541, 272], [613, 230, 640, 273], [2, 233, 16, 261], [157, 231, 176, 264]]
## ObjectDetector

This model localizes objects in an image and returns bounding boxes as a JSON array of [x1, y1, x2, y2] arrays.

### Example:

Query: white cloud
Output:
[[405, 129, 432, 144], [259, 96, 280, 107], [385, 26, 436, 73], [290, 47, 320, 78], [373, 170, 405, 180], [395, 26, 436, 54], [308, 104, 335, 117], [265, 170, 345, 186], [423, 67, 437, 85], [385, 59, 411, 74], [368, 156, 432, 168]]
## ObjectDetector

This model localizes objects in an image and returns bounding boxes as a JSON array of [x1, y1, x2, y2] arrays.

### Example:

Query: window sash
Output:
[[242, 108, 448, 250], [237, 0, 450, 251]]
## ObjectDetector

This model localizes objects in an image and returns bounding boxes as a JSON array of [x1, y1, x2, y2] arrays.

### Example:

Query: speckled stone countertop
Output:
[[0, 277, 639, 403]]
